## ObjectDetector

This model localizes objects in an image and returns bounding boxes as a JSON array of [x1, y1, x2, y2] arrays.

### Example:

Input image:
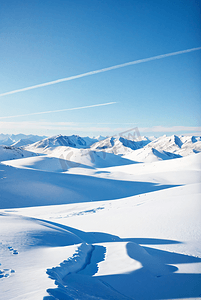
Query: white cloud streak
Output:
[[0, 47, 201, 98], [0, 102, 117, 119]]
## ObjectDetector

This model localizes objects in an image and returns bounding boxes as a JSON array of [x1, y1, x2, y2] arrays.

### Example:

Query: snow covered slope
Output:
[[146, 134, 201, 156], [124, 146, 182, 163], [124, 135, 201, 162], [2, 148, 136, 172], [0, 145, 37, 162], [0, 137, 14, 146], [0, 134, 46, 146], [11, 138, 34, 147], [26, 134, 94, 151], [0, 134, 201, 300], [25, 134, 201, 163], [91, 136, 150, 155], [0, 151, 200, 299]]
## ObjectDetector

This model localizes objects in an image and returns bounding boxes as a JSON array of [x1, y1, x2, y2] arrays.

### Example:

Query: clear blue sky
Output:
[[0, 0, 201, 137]]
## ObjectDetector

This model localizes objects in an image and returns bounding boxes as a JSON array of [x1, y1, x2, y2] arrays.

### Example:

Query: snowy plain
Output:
[[0, 134, 201, 299]]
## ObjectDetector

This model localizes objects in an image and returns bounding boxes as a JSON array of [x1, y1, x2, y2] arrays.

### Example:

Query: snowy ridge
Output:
[[0, 137, 14, 146], [91, 136, 150, 154], [124, 146, 182, 163], [45, 242, 134, 299], [0, 145, 37, 162], [2, 148, 135, 172], [24, 134, 201, 165], [11, 138, 34, 147], [46, 243, 93, 281], [45, 240, 175, 299], [26, 134, 90, 150], [0, 133, 46, 146], [94, 135, 107, 141], [124, 134, 201, 162], [146, 134, 201, 155], [3, 133, 201, 170]]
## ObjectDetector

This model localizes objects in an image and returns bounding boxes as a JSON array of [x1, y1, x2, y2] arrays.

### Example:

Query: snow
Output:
[[11, 139, 34, 147], [90, 136, 150, 155], [122, 134, 201, 162], [0, 134, 46, 146], [0, 145, 37, 162], [144, 134, 201, 156], [26, 134, 94, 150], [0, 134, 201, 299]]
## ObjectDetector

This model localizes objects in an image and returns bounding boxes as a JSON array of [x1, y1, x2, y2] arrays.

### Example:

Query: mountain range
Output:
[[0, 133, 47, 146], [0, 133, 200, 166]]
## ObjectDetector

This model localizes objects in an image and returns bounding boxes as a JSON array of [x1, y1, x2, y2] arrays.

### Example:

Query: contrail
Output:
[[0, 46, 201, 98], [0, 102, 117, 119]]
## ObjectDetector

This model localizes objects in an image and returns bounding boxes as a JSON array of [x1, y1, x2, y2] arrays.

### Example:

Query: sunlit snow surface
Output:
[[0, 135, 201, 299]]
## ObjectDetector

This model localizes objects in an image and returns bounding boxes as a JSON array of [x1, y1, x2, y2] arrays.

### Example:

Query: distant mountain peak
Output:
[[26, 134, 90, 150]]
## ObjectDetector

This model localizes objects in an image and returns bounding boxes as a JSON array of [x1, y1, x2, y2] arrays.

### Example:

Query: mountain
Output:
[[0, 134, 47, 146], [124, 134, 201, 162], [10, 134, 47, 143], [12, 139, 35, 147], [26, 134, 92, 151], [0, 145, 37, 162], [146, 134, 183, 152], [0, 137, 14, 146], [146, 134, 201, 156], [82, 136, 99, 146], [94, 135, 107, 141], [178, 135, 201, 155], [3, 133, 201, 165], [0, 130, 200, 300], [124, 146, 182, 163], [0, 133, 12, 141], [90, 136, 151, 155]]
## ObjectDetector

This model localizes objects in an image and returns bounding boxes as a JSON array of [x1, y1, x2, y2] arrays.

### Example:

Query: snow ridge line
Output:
[[46, 243, 93, 282]]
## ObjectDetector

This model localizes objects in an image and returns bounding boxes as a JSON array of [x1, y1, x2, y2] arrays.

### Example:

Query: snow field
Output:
[[0, 135, 201, 299]]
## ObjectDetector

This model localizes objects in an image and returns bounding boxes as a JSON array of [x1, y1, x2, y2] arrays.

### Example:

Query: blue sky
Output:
[[0, 0, 201, 137]]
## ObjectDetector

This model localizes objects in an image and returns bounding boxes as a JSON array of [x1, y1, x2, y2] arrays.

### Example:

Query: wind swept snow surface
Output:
[[0, 135, 201, 299]]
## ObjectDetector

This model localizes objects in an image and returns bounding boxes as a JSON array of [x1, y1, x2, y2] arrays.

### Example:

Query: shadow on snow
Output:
[[0, 164, 179, 209], [36, 219, 201, 300]]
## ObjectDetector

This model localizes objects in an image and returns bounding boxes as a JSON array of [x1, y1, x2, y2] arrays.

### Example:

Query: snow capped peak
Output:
[[0, 145, 36, 161], [147, 134, 183, 151], [191, 136, 197, 143], [0, 134, 46, 146], [26, 134, 89, 150], [2, 133, 200, 164], [90, 135, 150, 155], [147, 136, 157, 141], [94, 135, 107, 141], [171, 135, 183, 148], [12, 139, 34, 147], [0, 137, 14, 146]]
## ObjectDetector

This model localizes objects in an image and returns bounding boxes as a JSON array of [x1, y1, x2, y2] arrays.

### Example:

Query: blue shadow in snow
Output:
[[0, 164, 180, 208], [39, 220, 201, 300]]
